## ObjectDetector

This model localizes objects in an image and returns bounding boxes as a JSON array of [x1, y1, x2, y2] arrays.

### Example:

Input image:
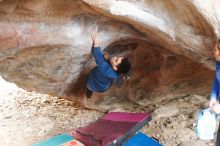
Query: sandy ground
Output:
[[0, 76, 216, 146]]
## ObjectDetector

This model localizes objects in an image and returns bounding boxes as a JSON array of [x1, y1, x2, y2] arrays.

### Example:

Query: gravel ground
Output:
[[0, 76, 216, 146]]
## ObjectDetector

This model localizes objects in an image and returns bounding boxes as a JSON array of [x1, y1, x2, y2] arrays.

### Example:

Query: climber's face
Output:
[[110, 56, 123, 71], [213, 40, 220, 61]]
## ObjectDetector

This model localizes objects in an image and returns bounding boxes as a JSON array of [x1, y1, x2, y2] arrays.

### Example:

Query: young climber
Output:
[[85, 29, 131, 98], [209, 39, 220, 146]]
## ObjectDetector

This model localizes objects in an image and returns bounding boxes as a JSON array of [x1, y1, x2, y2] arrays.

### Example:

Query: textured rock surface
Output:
[[0, 0, 219, 108]]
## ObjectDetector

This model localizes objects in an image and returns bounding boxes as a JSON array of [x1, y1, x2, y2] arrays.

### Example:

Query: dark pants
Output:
[[217, 124, 220, 146], [85, 87, 93, 98]]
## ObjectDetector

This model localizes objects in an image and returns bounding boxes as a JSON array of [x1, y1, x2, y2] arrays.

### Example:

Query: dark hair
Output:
[[117, 58, 131, 74]]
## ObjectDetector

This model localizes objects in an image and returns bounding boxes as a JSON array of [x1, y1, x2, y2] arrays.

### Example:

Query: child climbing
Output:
[[85, 28, 131, 98]]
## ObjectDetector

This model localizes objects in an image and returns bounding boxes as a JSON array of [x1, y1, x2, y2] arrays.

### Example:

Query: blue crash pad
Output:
[[32, 133, 73, 146], [123, 132, 162, 146]]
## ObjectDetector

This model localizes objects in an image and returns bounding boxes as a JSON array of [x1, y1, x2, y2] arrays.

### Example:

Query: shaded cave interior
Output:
[[65, 39, 213, 105]]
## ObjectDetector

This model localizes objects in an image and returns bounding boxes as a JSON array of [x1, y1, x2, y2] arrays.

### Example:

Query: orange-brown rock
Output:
[[0, 0, 219, 110]]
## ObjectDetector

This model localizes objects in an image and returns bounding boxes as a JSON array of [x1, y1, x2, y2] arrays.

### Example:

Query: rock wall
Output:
[[0, 0, 219, 109]]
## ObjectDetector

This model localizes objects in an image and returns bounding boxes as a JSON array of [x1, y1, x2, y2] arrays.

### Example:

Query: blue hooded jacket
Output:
[[210, 61, 220, 101], [86, 46, 119, 92]]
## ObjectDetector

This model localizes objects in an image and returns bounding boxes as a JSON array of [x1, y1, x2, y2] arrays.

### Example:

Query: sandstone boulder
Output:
[[0, 0, 219, 110]]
